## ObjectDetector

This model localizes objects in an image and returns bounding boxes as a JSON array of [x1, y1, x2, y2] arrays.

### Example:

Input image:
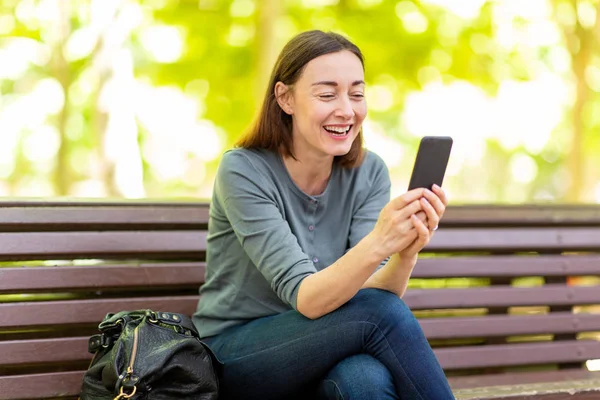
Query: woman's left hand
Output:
[[398, 184, 448, 260]]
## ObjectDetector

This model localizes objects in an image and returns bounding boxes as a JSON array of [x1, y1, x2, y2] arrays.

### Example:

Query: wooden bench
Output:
[[1, 201, 600, 399]]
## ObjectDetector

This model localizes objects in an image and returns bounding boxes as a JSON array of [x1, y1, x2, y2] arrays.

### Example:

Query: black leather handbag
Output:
[[80, 310, 221, 400]]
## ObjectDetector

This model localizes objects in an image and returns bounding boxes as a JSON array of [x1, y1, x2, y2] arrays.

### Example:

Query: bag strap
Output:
[[88, 333, 114, 353], [152, 311, 199, 336], [90, 310, 199, 354], [97, 309, 198, 335]]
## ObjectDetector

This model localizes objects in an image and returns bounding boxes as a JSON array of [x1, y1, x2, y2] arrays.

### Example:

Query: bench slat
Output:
[[2, 335, 598, 372], [0, 370, 82, 399], [405, 285, 600, 309], [5, 229, 600, 260], [448, 370, 600, 390], [412, 255, 600, 278], [7, 285, 600, 335], [420, 312, 600, 339], [426, 228, 600, 252], [0, 204, 209, 232], [441, 205, 600, 227], [4, 202, 600, 227], [0, 263, 206, 293], [0, 337, 90, 366], [4, 335, 598, 374], [436, 340, 600, 369], [0, 231, 206, 261], [2, 255, 596, 293], [0, 296, 199, 329], [2, 255, 597, 293], [452, 378, 600, 400]]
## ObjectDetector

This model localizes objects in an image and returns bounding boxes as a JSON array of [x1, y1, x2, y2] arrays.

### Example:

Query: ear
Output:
[[274, 81, 294, 115]]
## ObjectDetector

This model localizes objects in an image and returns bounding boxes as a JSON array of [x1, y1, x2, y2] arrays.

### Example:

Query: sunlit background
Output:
[[1, 0, 600, 203]]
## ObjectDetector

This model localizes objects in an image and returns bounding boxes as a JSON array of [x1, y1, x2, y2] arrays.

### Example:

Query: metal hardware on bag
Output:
[[101, 334, 112, 348], [128, 326, 140, 377], [148, 311, 158, 323], [88, 335, 101, 353], [153, 319, 186, 335], [113, 385, 137, 400], [100, 318, 125, 334]]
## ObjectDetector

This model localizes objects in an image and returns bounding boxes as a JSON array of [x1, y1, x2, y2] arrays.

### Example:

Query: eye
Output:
[[319, 94, 336, 100], [351, 92, 365, 99]]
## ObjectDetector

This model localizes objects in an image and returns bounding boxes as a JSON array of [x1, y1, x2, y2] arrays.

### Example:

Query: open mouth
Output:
[[323, 125, 352, 138]]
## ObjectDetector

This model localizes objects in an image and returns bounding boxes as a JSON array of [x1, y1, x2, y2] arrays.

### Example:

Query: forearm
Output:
[[296, 233, 385, 319], [362, 253, 417, 297]]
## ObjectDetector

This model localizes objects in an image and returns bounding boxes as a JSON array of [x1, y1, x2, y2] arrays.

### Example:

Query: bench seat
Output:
[[1, 201, 600, 399]]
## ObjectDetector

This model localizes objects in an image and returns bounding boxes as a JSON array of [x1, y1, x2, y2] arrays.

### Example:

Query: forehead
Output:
[[299, 50, 364, 85]]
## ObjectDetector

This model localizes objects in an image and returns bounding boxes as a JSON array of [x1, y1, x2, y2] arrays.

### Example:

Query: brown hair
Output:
[[236, 30, 365, 168]]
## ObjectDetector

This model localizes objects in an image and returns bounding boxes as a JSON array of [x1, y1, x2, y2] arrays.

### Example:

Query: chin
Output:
[[326, 145, 353, 157]]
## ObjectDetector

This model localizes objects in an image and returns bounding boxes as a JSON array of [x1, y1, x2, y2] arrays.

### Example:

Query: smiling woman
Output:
[[275, 51, 366, 167], [193, 30, 454, 400]]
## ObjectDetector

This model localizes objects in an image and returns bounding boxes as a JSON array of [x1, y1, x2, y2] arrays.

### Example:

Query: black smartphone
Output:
[[407, 136, 453, 190]]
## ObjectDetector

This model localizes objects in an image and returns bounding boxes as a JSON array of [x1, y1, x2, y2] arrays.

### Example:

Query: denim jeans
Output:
[[203, 288, 454, 400]]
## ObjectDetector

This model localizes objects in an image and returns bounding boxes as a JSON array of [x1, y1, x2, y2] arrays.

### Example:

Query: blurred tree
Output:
[[557, 0, 600, 202], [1, 0, 599, 203]]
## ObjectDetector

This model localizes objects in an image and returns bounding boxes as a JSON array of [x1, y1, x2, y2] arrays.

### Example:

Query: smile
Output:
[[323, 125, 352, 137]]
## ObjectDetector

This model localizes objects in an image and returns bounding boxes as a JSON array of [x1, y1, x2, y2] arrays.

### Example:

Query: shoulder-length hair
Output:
[[236, 30, 366, 168]]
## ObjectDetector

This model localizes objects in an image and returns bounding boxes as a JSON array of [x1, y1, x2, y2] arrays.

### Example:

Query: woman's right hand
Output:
[[369, 188, 426, 259]]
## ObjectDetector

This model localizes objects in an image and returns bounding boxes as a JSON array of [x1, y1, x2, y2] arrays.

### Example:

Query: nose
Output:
[[335, 95, 355, 119]]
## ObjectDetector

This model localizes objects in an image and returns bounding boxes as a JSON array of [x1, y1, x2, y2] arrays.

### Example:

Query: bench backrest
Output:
[[2, 202, 600, 399], [414, 205, 600, 379]]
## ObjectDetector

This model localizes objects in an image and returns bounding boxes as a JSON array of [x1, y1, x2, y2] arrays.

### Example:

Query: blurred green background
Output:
[[1, 0, 600, 203]]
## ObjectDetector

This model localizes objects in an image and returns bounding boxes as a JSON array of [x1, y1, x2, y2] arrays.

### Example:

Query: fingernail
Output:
[[433, 184, 440, 190]]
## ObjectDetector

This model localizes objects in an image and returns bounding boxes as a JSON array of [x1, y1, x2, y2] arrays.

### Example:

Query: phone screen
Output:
[[407, 136, 453, 190]]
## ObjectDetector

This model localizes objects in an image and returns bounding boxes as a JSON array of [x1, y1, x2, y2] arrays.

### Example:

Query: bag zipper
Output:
[[113, 324, 140, 400], [128, 324, 140, 376]]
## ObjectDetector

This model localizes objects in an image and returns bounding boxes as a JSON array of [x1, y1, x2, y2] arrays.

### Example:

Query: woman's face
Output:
[[280, 50, 367, 162]]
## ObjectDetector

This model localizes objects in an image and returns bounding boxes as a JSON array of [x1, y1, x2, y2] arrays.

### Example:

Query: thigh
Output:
[[203, 288, 448, 400], [203, 290, 389, 400], [317, 354, 398, 400], [203, 309, 362, 400]]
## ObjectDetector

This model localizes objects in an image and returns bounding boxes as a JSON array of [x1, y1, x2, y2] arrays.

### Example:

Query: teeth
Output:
[[324, 126, 350, 133]]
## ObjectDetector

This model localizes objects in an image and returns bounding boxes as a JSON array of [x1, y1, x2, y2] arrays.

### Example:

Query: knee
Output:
[[318, 354, 396, 400], [348, 288, 419, 329]]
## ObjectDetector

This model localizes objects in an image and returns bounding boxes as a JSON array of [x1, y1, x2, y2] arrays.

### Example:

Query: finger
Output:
[[390, 188, 426, 210], [432, 184, 449, 207], [415, 210, 427, 223], [396, 199, 423, 221], [400, 215, 432, 257], [422, 189, 445, 218], [395, 216, 416, 234], [411, 214, 430, 240], [420, 197, 440, 231]]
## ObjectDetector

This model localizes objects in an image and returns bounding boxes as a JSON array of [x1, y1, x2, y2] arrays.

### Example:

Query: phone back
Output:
[[408, 136, 453, 190]]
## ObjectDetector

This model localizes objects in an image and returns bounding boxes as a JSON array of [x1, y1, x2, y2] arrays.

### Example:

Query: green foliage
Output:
[[1, 0, 600, 202]]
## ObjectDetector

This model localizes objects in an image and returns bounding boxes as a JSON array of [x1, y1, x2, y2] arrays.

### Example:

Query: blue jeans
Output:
[[203, 288, 454, 400]]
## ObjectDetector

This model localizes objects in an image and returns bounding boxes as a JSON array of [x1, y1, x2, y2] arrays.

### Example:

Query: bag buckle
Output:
[[113, 386, 137, 400]]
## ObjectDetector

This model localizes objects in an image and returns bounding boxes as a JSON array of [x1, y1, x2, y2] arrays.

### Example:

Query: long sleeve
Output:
[[216, 151, 317, 308], [347, 153, 391, 264]]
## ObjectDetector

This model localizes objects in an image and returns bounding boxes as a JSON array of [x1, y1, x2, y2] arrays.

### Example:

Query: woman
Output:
[[193, 30, 454, 400]]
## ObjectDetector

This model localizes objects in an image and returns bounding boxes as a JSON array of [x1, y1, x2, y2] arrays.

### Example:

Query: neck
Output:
[[283, 154, 333, 196]]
